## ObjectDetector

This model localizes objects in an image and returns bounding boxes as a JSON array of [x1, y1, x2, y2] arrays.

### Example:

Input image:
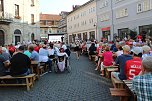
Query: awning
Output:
[[101, 27, 110, 31]]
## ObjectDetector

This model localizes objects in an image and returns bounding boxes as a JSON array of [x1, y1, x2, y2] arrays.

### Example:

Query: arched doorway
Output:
[[0, 30, 5, 46], [14, 29, 21, 45], [31, 33, 35, 42]]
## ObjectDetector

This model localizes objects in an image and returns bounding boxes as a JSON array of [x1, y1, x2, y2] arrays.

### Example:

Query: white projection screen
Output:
[[48, 35, 62, 42]]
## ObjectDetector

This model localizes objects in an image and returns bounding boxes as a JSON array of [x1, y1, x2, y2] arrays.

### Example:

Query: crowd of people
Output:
[[1, 36, 152, 100], [0, 41, 70, 77], [71, 37, 152, 101]]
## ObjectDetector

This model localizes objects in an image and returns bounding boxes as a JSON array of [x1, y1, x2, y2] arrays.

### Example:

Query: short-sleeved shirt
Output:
[[10, 53, 31, 76], [0, 55, 7, 76], [30, 51, 39, 61], [125, 57, 142, 80], [115, 54, 132, 80], [102, 51, 113, 66], [24, 50, 31, 58], [132, 73, 152, 101]]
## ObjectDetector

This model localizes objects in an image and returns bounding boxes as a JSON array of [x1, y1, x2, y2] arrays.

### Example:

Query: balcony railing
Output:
[[0, 16, 13, 24]]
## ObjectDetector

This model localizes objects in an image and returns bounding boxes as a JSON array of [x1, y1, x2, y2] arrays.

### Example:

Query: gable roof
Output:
[[40, 14, 61, 21]]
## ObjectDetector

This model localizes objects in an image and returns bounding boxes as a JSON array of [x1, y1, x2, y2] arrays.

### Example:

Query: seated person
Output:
[[29, 44, 39, 61], [0, 46, 10, 76], [48, 43, 55, 59], [39, 44, 52, 73], [125, 47, 142, 80], [10, 46, 31, 76], [111, 45, 132, 80], [2, 47, 11, 61], [132, 56, 152, 101], [57, 48, 68, 72], [100, 46, 113, 76], [89, 43, 97, 55]]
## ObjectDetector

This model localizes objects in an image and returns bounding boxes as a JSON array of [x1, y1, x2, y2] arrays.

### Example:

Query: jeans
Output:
[[47, 59, 52, 71]]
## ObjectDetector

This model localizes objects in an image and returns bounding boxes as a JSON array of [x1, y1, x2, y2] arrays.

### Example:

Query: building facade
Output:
[[40, 14, 61, 41], [96, 0, 152, 41], [58, 11, 69, 43], [67, 0, 97, 43], [96, 0, 113, 41], [0, 0, 40, 46], [113, 0, 152, 40]]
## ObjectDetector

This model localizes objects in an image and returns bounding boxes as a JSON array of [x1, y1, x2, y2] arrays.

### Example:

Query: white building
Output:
[[0, 0, 40, 46], [67, 0, 97, 43]]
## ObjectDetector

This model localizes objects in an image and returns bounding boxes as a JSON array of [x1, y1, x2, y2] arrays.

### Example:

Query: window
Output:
[[143, 0, 149, 11], [116, 8, 128, 18], [0, 0, 3, 16], [115, 0, 124, 3], [31, 0, 35, 6], [137, 3, 142, 13], [124, 8, 128, 16], [31, 14, 34, 24], [150, 0, 152, 9], [15, 4, 19, 18]]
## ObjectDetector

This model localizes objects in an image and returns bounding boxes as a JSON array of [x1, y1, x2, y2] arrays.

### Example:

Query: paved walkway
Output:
[[0, 53, 118, 101]]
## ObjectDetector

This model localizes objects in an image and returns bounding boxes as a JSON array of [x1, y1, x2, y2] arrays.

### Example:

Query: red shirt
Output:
[[96, 46, 102, 56], [137, 35, 142, 40], [8, 46, 16, 53], [125, 57, 142, 80], [34, 46, 40, 53], [102, 51, 113, 66]]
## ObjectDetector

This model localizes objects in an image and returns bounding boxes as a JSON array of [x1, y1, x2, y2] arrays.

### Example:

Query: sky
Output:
[[39, 0, 90, 14]]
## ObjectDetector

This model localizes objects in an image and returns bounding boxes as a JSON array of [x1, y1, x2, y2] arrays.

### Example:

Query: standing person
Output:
[[10, 46, 31, 76], [74, 41, 81, 60], [132, 56, 152, 101]]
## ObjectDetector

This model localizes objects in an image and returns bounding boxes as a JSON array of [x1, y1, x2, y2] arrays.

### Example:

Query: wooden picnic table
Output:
[[30, 61, 40, 80], [123, 80, 137, 101]]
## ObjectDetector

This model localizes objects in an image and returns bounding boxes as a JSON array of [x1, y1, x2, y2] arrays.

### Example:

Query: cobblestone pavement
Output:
[[0, 53, 118, 101]]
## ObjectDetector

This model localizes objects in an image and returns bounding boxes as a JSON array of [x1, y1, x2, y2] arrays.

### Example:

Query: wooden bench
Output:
[[110, 88, 131, 101], [111, 75, 124, 88], [40, 62, 48, 72], [104, 66, 118, 78], [90, 55, 96, 61], [0, 74, 36, 91], [39, 66, 44, 75]]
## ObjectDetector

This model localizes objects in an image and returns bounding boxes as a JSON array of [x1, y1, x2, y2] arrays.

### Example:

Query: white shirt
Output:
[[62, 44, 67, 50], [116, 50, 123, 57], [48, 48, 55, 55], [57, 52, 68, 58]]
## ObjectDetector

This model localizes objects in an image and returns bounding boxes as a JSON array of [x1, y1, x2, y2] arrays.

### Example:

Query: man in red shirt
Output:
[[125, 47, 142, 80]]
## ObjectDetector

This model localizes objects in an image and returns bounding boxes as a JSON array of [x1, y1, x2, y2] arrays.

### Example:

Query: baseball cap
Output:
[[142, 45, 151, 53], [132, 47, 143, 55], [122, 45, 130, 52]]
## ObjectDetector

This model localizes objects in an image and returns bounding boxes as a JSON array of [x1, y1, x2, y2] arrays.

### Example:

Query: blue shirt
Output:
[[30, 51, 39, 61], [115, 54, 132, 80], [24, 50, 31, 58], [39, 48, 49, 56], [132, 73, 152, 101]]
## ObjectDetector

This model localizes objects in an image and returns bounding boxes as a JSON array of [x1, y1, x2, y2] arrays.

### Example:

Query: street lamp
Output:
[[94, 23, 97, 41]]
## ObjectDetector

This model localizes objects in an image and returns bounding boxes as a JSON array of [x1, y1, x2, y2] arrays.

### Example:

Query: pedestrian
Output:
[[74, 41, 81, 60]]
